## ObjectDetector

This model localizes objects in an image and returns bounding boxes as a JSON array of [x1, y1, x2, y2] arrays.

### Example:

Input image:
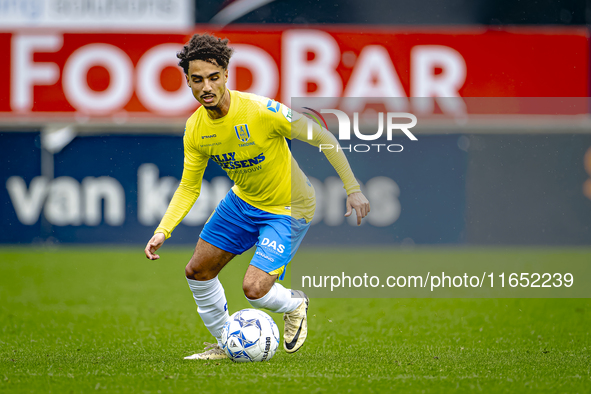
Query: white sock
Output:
[[246, 283, 302, 313], [187, 277, 230, 345]]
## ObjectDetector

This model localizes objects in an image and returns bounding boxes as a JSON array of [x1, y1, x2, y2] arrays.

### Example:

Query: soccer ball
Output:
[[221, 309, 280, 362]]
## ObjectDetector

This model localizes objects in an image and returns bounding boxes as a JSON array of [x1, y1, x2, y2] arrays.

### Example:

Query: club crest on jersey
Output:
[[234, 124, 250, 142]]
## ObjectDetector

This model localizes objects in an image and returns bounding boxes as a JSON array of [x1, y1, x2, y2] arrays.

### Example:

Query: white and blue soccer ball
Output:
[[221, 309, 280, 362]]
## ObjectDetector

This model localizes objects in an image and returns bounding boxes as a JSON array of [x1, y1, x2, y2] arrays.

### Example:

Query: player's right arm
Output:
[[144, 128, 208, 260], [145, 232, 166, 260]]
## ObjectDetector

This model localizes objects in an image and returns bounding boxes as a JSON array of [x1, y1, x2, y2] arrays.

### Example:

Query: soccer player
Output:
[[144, 33, 370, 360]]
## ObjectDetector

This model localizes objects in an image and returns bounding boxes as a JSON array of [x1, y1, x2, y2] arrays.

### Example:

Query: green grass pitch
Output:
[[1, 246, 590, 393]]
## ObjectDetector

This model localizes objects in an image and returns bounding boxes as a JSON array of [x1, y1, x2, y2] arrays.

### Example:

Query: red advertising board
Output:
[[0, 26, 588, 122]]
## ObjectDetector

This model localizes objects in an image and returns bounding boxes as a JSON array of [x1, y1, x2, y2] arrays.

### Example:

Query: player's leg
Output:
[[183, 238, 235, 360], [185, 238, 235, 338], [243, 264, 308, 353], [243, 216, 311, 353], [184, 192, 259, 360]]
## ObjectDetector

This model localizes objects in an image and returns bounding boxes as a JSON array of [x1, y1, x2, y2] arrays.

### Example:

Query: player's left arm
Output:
[[269, 104, 370, 225], [293, 117, 370, 225], [344, 190, 370, 226]]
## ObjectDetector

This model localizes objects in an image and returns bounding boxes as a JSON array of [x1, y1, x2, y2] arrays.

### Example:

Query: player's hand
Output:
[[145, 233, 166, 260], [345, 192, 370, 226]]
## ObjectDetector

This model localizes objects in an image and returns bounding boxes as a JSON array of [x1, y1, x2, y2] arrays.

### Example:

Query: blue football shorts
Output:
[[199, 189, 310, 280]]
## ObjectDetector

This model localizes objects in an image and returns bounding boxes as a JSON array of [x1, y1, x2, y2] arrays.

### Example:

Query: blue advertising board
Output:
[[1, 131, 468, 245]]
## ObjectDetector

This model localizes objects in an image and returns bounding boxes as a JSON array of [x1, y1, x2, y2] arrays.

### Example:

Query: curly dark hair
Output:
[[177, 33, 234, 74]]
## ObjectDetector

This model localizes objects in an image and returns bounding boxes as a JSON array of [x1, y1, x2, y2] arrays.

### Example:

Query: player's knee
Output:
[[242, 280, 267, 300], [184, 263, 196, 279], [185, 261, 215, 281]]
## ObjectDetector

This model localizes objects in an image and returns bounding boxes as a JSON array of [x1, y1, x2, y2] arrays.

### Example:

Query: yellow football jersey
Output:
[[155, 90, 360, 239]]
